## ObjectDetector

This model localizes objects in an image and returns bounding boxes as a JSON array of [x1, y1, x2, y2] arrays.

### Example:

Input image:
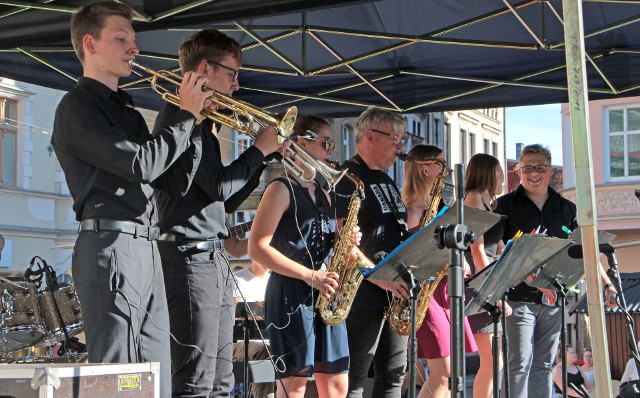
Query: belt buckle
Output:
[[148, 227, 159, 241]]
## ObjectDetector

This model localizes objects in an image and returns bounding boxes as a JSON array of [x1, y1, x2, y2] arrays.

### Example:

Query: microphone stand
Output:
[[501, 294, 510, 398], [552, 279, 570, 398], [394, 263, 421, 398], [602, 247, 640, 376], [434, 164, 475, 398], [481, 302, 503, 398]]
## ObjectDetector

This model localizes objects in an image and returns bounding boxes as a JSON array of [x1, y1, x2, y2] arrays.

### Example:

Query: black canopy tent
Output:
[[0, 0, 638, 116], [0, 1, 635, 396]]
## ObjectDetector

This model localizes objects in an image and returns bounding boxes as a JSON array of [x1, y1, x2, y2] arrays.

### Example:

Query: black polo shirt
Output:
[[494, 184, 578, 303], [52, 77, 198, 224]]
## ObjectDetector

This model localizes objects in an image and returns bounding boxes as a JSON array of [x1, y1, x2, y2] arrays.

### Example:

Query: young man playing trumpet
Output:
[[52, 3, 209, 397], [153, 29, 283, 396]]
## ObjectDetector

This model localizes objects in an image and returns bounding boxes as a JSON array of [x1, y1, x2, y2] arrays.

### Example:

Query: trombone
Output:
[[130, 60, 347, 188]]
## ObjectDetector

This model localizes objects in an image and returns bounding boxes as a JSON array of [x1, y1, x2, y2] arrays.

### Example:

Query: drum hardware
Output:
[[24, 256, 84, 350]]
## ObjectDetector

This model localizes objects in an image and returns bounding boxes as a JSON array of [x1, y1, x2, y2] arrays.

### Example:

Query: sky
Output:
[[505, 104, 563, 165]]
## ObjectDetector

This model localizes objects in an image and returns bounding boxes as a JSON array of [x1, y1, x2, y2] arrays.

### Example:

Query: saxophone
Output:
[[316, 172, 374, 326], [387, 158, 449, 335]]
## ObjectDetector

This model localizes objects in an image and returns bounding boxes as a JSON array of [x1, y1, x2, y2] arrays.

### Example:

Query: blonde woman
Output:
[[402, 144, 477, 398]]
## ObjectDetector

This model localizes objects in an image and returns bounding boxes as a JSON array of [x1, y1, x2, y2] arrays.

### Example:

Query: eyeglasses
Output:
[[207, 60, 239, 81], [304, 136, 336, 151], [520, 165, 551, 174], [371, 129, 407, 144]]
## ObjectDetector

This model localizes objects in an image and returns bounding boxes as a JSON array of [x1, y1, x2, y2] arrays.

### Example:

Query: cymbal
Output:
[[52, 244, 74, 250]]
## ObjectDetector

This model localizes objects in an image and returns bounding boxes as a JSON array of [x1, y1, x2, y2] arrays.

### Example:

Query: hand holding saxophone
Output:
[[177, 71, 211, 119], [308, 270, 340, 299], [369, 279, 410, 300]]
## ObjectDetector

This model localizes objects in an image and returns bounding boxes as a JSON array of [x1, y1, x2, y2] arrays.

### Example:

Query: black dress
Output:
[[263, 177, 349, 378]]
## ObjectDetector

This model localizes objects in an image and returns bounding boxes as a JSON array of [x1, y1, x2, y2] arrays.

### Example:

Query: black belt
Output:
[[78, 219, 159, 240], [158, 233, 225, 252]]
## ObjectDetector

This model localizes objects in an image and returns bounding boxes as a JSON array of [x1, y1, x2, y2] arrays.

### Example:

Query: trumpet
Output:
[[130, 60, 295, 140], [131, 60, 346, 187]]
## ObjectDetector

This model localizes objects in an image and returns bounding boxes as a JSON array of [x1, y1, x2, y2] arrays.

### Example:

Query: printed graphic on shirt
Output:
[[371, 183, 406, 214]]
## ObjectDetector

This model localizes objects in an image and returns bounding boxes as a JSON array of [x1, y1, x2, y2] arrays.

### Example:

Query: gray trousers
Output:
[[346, 310, 408, 398], [505, 301, 561, 398], [73, 231, 171, 397], [159, 242, 235, 397]]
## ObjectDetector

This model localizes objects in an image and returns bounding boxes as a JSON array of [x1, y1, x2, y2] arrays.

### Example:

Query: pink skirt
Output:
[[416, 276, 477, 359]]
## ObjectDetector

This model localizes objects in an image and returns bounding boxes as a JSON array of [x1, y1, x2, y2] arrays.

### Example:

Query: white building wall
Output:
[[0, 79, 73, 276]]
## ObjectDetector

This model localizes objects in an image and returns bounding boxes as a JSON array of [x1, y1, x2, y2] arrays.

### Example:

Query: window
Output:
[[492, 142, 498, 158], [0, 98, 17, 185], [469, 132, 476, 156], [417, 121, 422, 138], [433, 118, 440, 147], [443, 122, 450, 164], [342, 122, 353, 159], [234, 131, 253, 159], [607, 106, 640, 178], [484, 138, 490, 154], [460, 129, 467, 164]]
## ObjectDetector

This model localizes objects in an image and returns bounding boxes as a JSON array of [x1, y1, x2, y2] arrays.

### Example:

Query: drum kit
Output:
[[0, 247, 85, 364]]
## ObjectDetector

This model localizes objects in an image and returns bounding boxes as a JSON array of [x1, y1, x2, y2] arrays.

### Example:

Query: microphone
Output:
[[567, 243, 614, 259], [567, 240, 640, 259]]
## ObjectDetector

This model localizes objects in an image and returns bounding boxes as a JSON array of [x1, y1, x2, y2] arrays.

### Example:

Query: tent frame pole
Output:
[[562, 1, 612, 398]]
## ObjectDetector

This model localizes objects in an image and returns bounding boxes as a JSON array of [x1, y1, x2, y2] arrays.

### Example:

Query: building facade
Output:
[[0, 78, 74, 277], [561, 98, 640, 273]]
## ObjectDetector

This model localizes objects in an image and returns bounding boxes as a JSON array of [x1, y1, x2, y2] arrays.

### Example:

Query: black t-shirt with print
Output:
[[334, 159, 408, 312]]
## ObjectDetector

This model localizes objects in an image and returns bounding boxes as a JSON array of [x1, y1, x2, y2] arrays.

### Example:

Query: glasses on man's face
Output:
[[520, 165, 551, 174], [304, 136, 336, 151], [371, 129, 407, 144], [207, 60, 239, 81]]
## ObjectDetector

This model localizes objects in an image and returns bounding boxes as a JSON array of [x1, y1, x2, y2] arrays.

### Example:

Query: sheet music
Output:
[[363, 204, 502, 283]]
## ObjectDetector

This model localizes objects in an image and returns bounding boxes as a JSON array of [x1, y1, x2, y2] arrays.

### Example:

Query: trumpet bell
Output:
[[277, 106, 297, 141]]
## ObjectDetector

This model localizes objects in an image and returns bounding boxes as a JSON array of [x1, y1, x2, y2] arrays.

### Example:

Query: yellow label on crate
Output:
[[118, 374, 142, 391]]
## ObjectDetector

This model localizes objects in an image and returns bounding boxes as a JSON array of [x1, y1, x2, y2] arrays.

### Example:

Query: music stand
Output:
[[364, 204, 501, 398], [466, 234, 573, 398], [529, 230, 613, 398], [235, 301, 265, 398]]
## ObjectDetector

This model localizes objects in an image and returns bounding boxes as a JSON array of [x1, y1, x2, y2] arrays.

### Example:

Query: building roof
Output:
[[571, 272, 640, 314]]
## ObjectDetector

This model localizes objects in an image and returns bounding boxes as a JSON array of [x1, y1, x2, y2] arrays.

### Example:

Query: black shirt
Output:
[[52, 77, 198, 224], [494, 184, 578, 303], [153, 104, 266, 240], [334, 159, 408, 311]]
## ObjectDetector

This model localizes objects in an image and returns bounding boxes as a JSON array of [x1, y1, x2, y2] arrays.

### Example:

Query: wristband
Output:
[[603, 282, 614, 290]]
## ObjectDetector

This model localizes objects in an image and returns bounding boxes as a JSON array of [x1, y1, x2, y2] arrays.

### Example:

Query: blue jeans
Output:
[[346, 310, 408, 398], [159, 241, 236, 397], [505, 301, 561, 398]]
